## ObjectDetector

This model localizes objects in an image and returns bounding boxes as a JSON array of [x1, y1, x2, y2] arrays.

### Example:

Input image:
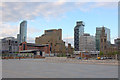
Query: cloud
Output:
[[0, 2, 117, 44], [1, 0, 119, 2], [90, 2, 117, 9], [111, 36, 118, 44], [27, 37, 35, 43], [0, 23, 18, 39], [75, 2, 117, 12], [0, 22, 41, 43], [2, 2, 69, 22], [63, 36, 74, 47], [1, 2, 117, 22]]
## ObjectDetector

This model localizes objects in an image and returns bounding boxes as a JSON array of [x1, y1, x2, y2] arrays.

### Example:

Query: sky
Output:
[[0, 2, 118, 47]]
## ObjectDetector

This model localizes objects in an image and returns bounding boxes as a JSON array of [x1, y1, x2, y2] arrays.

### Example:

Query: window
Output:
[[104, 46, 106, 49], [23, 44, 25, 50], [9, 40, 10, 45], [101, 39, 103, 42], [104, 39, 106, 42]]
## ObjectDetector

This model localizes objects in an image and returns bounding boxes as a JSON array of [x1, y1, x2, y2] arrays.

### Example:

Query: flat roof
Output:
[[20, 49, 40, 53]]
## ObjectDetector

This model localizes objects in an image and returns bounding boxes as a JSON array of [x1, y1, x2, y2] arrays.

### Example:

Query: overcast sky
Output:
[[0, 1, 118, 46]]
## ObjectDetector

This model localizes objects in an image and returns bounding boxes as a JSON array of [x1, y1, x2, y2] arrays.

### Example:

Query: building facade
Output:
[[17, 20, 27, 44], [100, 27, 117, 55], [35, 29, 66, 53], [17, 34, 20, 44], [74, 21, 84, 51], [115, 38, 120, 52], [67, 43, 74, 54], [100, 27, 108, 54], [1, 37, 19, 53], [79, 33, 96, 51], [19, 42, 50, 55], [96, 27, 110, 51]]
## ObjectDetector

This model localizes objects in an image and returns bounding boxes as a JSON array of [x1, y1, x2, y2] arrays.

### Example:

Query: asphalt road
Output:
[[2, 59, 118, 78]]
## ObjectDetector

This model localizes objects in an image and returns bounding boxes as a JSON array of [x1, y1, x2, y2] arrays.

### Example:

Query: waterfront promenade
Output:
[[2, 59, 118, 78]]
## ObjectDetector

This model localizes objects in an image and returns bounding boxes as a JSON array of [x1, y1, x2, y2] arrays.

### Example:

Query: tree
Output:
[[99, 51, 104, 56], [113, 51, 119, 55], [108, 52, 113, 57]]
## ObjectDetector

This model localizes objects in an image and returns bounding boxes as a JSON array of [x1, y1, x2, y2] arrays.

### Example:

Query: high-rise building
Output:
[[17, 34, 20, 44], [74, 21, 84, 51], [79, 33, 96, 51], [17, 20, 27, 44], [96, 26, 110, 51]]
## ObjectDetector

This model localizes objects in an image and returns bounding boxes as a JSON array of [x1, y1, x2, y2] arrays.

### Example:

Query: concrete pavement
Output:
[[2, 59, 118, 78]]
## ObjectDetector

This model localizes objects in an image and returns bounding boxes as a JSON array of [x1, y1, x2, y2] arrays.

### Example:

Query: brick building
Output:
[[100, 27, 108, 54], [100, 27, 118, 55], [19, 42, 50, 55], [35, 29, 66, 54], [67, 43, 74, 54]]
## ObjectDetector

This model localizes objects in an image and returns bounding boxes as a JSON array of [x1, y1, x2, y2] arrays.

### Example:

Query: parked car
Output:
[[77, 57, 81, 59], [107, 57, 112, 59], [84, 57, 88, 60], [96, 57, 101, 60], [101, 57, 107, 60]]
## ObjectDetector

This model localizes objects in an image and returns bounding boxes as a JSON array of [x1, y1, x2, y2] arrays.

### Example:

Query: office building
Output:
[[17, 20, 27, 44], [1, 37, 19, 53], [35, 29, 66, 54], [74, 21, 84, 51], [79, 33, 96, 51], [96, 26, 110, 51]]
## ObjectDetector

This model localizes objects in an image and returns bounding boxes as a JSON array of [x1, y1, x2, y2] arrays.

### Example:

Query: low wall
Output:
[[45, 57, 67, 60], [44, 57, 118, 65]]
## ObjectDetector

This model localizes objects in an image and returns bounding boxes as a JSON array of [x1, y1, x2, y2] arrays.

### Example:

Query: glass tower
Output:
[[96, 27, 110, 51], [74, 21, 84, 51], [20, 20, 27, 43]]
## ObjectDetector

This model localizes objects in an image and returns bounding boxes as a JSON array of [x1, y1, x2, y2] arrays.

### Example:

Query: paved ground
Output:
[[2, 59, 118, 78]]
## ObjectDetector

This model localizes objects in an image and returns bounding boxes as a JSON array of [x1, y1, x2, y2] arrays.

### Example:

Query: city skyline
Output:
[[1, 2, 118, 46]]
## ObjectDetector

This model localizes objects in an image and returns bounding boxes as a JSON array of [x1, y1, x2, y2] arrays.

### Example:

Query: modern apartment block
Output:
[[96, 26, 110, 51], [79, 33, 96, 51], [1, 37, 19, 53], [17, 20, 27, 44], [35, 29, 66, 53], [74, 21, 84, 51]]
